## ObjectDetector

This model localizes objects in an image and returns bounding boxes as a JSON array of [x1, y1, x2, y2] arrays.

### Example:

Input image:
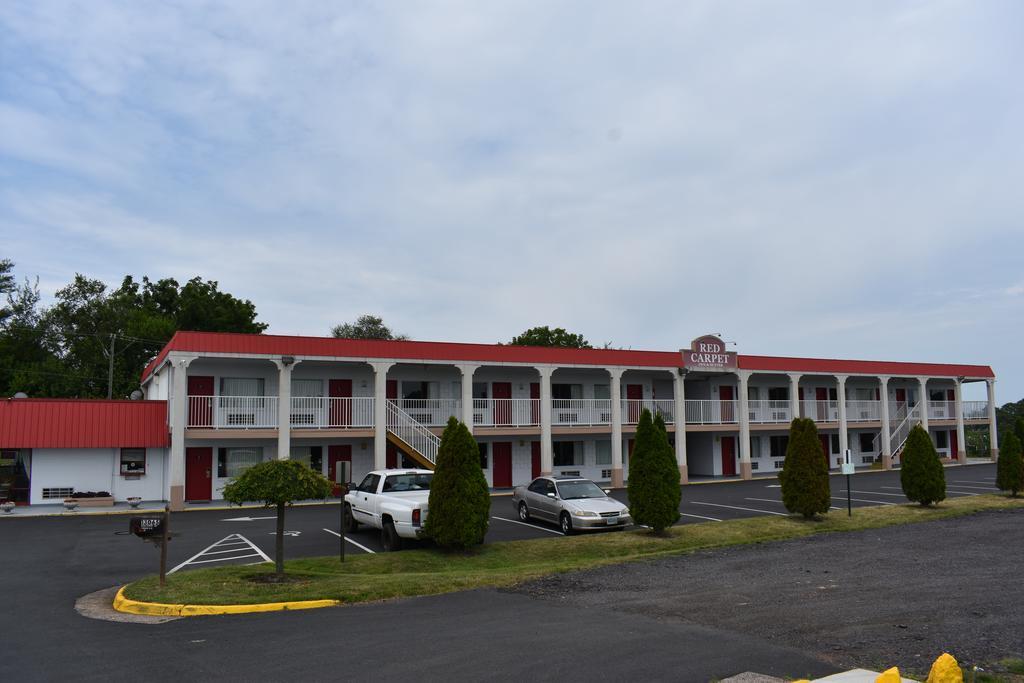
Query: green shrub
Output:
[[996, 432, 1023, 497], [779, 417, 831, 519], [627, 410, 681, 534], [900, 424, 946, 506], [424, 417, 490, 549], [222, 459, 334, 576]]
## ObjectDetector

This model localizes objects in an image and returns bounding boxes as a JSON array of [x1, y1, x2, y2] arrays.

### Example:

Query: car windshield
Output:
[[382, 473, 432, 492], [556, 480, 607, 500]]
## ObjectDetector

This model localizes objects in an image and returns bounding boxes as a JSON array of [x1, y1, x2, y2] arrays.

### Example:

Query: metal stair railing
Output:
[[385, 400, 441, 467]]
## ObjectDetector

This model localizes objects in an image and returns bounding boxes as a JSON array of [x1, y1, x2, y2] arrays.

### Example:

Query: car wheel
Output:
[[560, 512, 574, 535], [344, 503, 358, 533], [382, 520, 403, 552], [518, 501, 530, 522]]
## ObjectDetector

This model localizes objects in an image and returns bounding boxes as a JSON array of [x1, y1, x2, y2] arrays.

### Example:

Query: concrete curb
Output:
[[112, 586, 341, 617]]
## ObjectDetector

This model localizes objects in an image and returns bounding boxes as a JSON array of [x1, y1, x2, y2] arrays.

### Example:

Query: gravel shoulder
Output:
[[511, 508, 1024, 677]]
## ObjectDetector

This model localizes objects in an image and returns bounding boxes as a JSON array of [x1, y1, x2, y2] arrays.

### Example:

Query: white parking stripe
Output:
[[943, 483, 998, 490], [843, 490, 907, 497], [238, 534, 272, 563], [491, 516, 564, 535], [322, 528, 377, 553], [745, 497, 842, 511], [679, 512, 723, 522], [831, 496, 895, 506], [880, 485, 980, 497], [186, 553, 262, 565], [169, 533, 271, 574], [691, 501, 787, 516]]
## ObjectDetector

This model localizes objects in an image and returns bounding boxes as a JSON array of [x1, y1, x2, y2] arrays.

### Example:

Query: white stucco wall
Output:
[[30, 447, 168, 503]]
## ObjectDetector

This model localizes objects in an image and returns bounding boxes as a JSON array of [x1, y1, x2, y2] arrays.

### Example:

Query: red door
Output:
[[530, 382, 540, 425], [719, 386, 735, 423], [797, 387, 805, 418], [329, 380, 352, 427], [185, 447, 212, 501], [815, 387, 828, 421], [895, 388, 906, 408], [820, 435, 831, 466], [187, 376, 214, 427], [531, 441, 541, 478], [721, 437, 736, 476], [386, 380, 398, 402], [328, 445, 352, 496], [492, 442, 513, 488], [493, 382, 512, 426], [626, 384, 643, 422], [386, 442, 398, 469]]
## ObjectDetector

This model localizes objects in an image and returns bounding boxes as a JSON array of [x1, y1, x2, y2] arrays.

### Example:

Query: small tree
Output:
[[331, 314, 407, 340], [627, 410, 681, 534], [900, 424, 946, 506], [509, 326, 591, 348], [996, 432, 1023, 497], [222, 460, 333, 577], [424, 417, 490, 549], [779, 418, 831, 519]]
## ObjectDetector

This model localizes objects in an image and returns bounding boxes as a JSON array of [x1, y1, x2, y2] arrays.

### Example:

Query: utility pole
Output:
[[106, 333, 117, 399]]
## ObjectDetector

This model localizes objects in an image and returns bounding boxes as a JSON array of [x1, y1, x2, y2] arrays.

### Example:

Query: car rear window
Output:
[[382, 473, 432, 492]]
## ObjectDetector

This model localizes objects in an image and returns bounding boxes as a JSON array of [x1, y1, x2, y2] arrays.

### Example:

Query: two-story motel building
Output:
[[122, 331, 998, 511]]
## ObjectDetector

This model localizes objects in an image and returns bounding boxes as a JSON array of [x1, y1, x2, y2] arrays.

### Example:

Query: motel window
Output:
[[403, 381, 437, 400], [218, 447, 263, 478], [750, 436, 761, 458], [769, 436, 788, 459], [595, 440, 612, 465], [119, 449, 146, 475], [828, 388, 838, 401], [747, 386, 759, 401], [767, 387, 788, 401], [479, 443, 488, 469], [472, 382, 488, 399], [552, 384, 583, 400], [290, 446, 323, 471], [593, 384, 610, 400], [291, 379, 323, 397], [553, 442, 582, 467], [935, 431, 948, 449], [858, 433, 875, 453], [830, 434, 840, 454], [221, 377, 265, 396], [854, 388, 874, 401]]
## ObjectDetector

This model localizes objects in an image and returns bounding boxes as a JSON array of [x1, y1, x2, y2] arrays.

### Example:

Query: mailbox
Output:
[[130, 516, 165, 539]]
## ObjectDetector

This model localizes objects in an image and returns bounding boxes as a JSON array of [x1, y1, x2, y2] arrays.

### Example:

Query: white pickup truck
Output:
[[344, 469, 433, 551]]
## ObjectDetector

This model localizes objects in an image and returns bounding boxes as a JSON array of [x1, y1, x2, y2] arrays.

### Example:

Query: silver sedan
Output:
[[511, 476, 631, 534]]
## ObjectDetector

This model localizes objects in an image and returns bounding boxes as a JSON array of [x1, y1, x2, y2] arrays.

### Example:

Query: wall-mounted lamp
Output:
[[281, 356, 295, 366]]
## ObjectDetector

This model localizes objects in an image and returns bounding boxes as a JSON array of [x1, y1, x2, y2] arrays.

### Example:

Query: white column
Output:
[[457, 364, 479, 432], [918, 377, 930, 433], [538, 366, 555, 476], [836, 375, 848, 468], [879, 376, 892, 470], [738, 370, 752, 479], [673, 370, 688, 484], [609, 368, 625, 486], [954, 378, 966, 464], [168, 355, 195, 511], [987, 379, 998, 461], [371, 362, 394, 470], [788, 373, 802, 420], [272, 358, 300, 460]]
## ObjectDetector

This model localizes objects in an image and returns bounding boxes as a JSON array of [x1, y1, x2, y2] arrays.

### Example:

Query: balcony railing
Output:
[[474, 398, 539, 427], [962, 401, 988, 420], [684, 399, 738, 425], [552, 399, 610, 426], [188, 395, 279, 429], [846, 400, 881, 423], [291, 397, 374, 428], [801, 400, 839, 422], [622, 399, 675, 424], [927, 400, 955, 420], [392, 398, 460, 427], [748, 400, 791, 424]]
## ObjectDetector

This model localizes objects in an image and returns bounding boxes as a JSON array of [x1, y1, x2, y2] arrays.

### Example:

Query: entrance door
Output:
[[328, 380, 352, 427], [819, 435, 831, 466], [950, 430, 959, 461], [531, 441, 541, 478], [895, 388, 906, 414], [815, 387, 828, 422], [328, 445, 352, 496], [719, 386, 735, 423], [721, 437, 736, 477], [626, 384, 643, 422], [530, 382, 540, 425], [185, 447, 213, 501], [492, 442, 513, 488], [493, 382, 512, 426], [187, 376, 214, 427], [386, 442, 398, 469]]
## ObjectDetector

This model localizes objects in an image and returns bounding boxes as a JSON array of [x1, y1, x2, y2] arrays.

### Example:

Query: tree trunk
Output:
[[276, 501, 285, 577]]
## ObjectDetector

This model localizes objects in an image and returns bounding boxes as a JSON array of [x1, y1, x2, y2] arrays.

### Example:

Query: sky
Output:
[[0, 1, 1022, 402]]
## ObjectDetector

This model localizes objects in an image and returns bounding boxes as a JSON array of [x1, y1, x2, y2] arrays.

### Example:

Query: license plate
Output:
[[605, 516, 619, 525]]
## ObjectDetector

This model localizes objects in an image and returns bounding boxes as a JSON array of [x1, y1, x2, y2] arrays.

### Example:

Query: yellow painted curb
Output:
[[113, 586, 341, 617]]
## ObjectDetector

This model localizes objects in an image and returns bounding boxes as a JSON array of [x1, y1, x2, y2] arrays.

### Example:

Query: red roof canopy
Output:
[[0, 399, 169, 449], [141, 331, 995, 382]]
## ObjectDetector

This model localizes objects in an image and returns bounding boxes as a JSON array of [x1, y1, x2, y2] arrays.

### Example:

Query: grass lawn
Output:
[[123, 494, 1024, 606]]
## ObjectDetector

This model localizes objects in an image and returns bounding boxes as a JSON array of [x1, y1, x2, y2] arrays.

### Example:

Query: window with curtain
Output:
[[595, 440, 611, 465], [593, 384, 610, 400], [220, 377, 265, 396], [220, 447, 263, 477], [291, 379, 323, 397]]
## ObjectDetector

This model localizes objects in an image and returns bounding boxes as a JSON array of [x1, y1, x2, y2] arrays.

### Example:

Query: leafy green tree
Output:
[[331, 314, 407, 340], [779, 418, 831, 519], [0, 258, 14, 326], [1015, 417, 1024, 451], [900, 424, 946, 506], [996, 432, 1023, 497], [509, 326, 591, 348], [424, 417, 490, 549], [627, 409, 681, 533], [222, 460, 333, 577]]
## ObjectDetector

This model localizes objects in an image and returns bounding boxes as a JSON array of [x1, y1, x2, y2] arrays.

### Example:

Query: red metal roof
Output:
[[141, 331, 995, 381], [0, 399, 169, 449]]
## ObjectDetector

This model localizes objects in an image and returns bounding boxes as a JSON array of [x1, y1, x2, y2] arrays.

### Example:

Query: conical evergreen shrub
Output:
[[996, 432, 1023, 497], [423, 417, 490, 549], [627, 410, 681, 534], [779, 417, 830, 519], [900, 424, 946, 506]]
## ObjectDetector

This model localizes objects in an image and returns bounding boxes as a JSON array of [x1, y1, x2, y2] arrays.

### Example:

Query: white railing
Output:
[[878, 401, 922, 462], [290, 397, 374, 428], [747, 400, 791, 424], [473, 398, 540, 427], [188, 395, 279, 429], [551, 399, 611, 426], [802, 400, 839, 422], [393, 398, 460, 427], [927, 400, 955, 420], [386, 401, 441, 466], [684, 399, 738, 425], [846, 400, 881, 423], [962, 401, 988, 420], [622, 399, 675, 424]]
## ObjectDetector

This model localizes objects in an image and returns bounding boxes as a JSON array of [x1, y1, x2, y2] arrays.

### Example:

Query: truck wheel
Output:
[[518, 501, 531, 522], [382, 520, 403, 552], [344, 503, 358, 533], [559, 512, 574, 535]]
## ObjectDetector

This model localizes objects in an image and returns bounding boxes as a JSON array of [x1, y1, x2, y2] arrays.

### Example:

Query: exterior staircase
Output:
[[873, 401, 921, 465], [385, 401, 441, 469]]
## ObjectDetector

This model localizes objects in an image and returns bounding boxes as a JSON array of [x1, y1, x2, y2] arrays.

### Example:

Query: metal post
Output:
[[159, 504, 170, 586], [339, 490, 346, 563], [846, 473, 852, 517], [106, 333, 117, 399]]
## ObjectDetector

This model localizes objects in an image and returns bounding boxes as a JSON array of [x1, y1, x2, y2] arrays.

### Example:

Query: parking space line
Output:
[[879, 485, 980, 497], [831, 496, 895, 506], [843, 490, 907, 497], [691, 501, 787, 516], [680, 512, 723, 522], [169, 533, 271, 574], [491, 516, 564, 535], [186, 553, 262, 565], [322, 528, 377, 553], [238, 534, 273, 563], [745, 497, 842, 511], [202, 546, 264, 556], [943, 483, 998, 490]]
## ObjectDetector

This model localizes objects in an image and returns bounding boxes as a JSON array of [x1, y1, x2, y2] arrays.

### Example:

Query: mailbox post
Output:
[[841, 449, 855, 517], [129, 505, 171, 586], [336, 461, 351, 562]]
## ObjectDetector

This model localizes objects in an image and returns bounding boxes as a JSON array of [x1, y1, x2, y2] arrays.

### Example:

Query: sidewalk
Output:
[[0, 498, 341, 518]]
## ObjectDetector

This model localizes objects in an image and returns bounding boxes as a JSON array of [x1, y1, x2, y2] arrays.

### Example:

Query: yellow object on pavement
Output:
[[875, 667, 902, 683], [926, 653, 964, 683]]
